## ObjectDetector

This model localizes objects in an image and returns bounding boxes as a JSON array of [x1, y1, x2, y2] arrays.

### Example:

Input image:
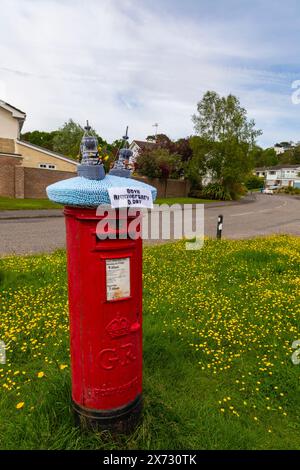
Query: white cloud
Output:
[[0, 0, 299, 146]]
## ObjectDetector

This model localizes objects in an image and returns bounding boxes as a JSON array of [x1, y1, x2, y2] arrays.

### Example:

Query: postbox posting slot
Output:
[[89, 210, 142, 241], [91, 231, 137, 251]]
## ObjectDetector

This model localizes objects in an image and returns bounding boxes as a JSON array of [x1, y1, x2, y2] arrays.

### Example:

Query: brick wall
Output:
[[0, 165, 190, 200], [0, 155, 22, 197], [0, 161, 75, 199], [14, 167, 25, 199], [0, 138, 15, 154], [133, 176, 190, 198], [23, 168, 75, 198]]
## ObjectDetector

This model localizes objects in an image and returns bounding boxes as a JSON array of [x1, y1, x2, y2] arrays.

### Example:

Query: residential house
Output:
[[274, 141, 294, 155], [0, 100, 77, 198], [0, 100, 77, 172], [128, 139, 157, 167], [255, 164, 300, 188], [15, 140, 78, 172]]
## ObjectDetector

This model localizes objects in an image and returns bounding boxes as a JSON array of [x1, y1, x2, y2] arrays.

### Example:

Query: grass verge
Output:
[[154, 197, 216, 205], [0, 197, 61, 211], [0, 236, 299, 449]]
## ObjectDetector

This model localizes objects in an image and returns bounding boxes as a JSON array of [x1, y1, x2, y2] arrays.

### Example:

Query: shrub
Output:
[[283, 186, 300, 195], [188, 189, 205, 199], [245, 175, 264, 190], [201, 183, 232, 201]]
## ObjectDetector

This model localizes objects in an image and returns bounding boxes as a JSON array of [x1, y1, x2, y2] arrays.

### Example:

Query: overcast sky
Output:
[[1, 0, 300, 147]]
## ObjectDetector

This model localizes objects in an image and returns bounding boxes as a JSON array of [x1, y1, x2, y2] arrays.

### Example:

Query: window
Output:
[[269, 171, 276, 175], [38, 163, 56, 170]]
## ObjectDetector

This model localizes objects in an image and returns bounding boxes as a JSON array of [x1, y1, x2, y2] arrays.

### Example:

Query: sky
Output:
[[1, 0, 300, 147]]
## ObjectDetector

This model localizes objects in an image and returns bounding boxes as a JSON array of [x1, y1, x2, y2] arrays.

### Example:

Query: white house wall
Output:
[[0, 107, 20, 139]]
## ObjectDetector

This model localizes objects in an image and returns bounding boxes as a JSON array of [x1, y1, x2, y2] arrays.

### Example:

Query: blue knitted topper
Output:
[[46, 124, 157, 207]]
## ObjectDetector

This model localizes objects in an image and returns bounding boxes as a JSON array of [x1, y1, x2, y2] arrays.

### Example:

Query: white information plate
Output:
[[108, 187, 153, 209], [106, 258, 130, 301]]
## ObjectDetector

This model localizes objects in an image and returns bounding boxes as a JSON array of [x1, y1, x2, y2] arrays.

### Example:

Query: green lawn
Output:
[[0, 196, 215, 212], [0, 197, 61, 211], [155, 197, 216, 205], [0, 196, 215, 211], [0, 236, 299, 449]]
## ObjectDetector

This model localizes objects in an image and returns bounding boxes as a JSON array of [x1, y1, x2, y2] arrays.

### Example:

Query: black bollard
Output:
[[217, 214, 223, 239]]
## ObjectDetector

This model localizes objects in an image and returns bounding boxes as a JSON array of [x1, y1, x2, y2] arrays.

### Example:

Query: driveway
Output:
[[0, 194, 299, 256]]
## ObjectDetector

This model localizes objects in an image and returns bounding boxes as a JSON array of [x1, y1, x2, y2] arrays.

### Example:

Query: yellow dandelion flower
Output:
[[16, 402, 24, 409], [37, 372, 44, 378], [59, 364, 68, 370]]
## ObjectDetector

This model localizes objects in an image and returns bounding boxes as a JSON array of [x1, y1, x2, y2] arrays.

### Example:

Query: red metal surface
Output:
[[64, 207, 143, 411]]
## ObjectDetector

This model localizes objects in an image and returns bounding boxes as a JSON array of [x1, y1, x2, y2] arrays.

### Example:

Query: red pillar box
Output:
[[46, 124, 156, 433], [65, 207, 143, 432]]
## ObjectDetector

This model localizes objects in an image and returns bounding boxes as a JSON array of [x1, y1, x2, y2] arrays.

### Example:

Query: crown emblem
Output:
[[106, 315, 130, 339]]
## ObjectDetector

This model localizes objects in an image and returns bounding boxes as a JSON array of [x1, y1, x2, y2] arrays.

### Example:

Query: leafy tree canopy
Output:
[[189, 90, 262, 199], [52, 120, 85, 160], [136, 148, 183, 180], [250, 146, 278, 167], [279, 145, 300, 165], [21, 130, 58, 151], [144, 134, 193, 165], [22, 119, 112, 161], [192, 90, 262, 145]]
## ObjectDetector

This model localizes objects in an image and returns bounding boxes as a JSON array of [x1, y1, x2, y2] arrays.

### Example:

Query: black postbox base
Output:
[[72, 394, 142, 434]]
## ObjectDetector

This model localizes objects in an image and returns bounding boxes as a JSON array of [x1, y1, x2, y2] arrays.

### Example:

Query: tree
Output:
[[21, 130, 58, 151], [185, 136, 213, 188], [51, 119, 111, 161], [144, 134, 193, 168], [135, 152, 160, 178], [136, 148, 183, 197], [244, 174, 264, 190], [173, 138, 193, 162], [145, 134, 171, 147], [190, 91, 262, 199], [136, 148, 182, 180], [109, 139, 124, 163], [22, 120, 113, 164], [292, 145, 300, 164], [52, 120, 84, 160], [192, 91, 261, 144], [250, 146, 278, 167], [278, 145, 300, 165]]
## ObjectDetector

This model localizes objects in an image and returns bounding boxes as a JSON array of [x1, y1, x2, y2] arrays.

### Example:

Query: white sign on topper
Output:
[[108, 187, 153, 209]]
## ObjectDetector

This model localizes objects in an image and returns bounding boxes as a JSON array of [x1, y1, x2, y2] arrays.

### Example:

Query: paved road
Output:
[[205, 193, 300, 239], [0, 194, 299, 255]]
